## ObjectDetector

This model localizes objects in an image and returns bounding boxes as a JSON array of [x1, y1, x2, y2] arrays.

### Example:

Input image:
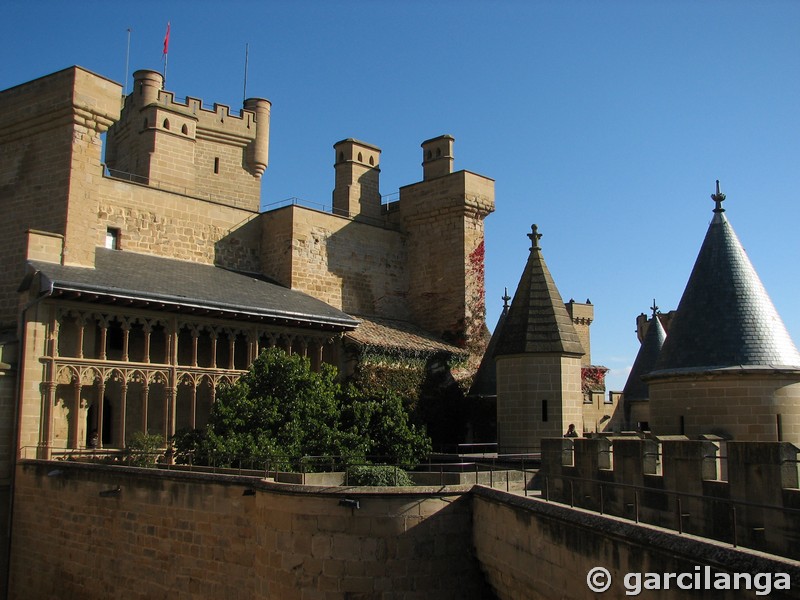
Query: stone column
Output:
[[191, 328, 199, 367], [96, 381, 105, 449], [40, 382, 57, 459], [76, 318, 85, 359], [143, 322, 152, 364], [141, 383, 150, 435], [69, 382, 82, 449], [210, 332, 218, 369], [121, 325, 130, 362], [98, 321, 108, 361], [190, 383, 197, 430], [118, 381, 128, 447]]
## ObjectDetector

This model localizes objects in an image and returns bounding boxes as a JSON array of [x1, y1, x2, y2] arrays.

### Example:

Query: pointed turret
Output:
[[648, 183, 800, 443], [468, 289, 511, 399], [495, 225, 585, 452], [494, 225, 584, 357], [653, 181, 800, 372], [624, 301, 667, 400], [622, 301, 667, 429]]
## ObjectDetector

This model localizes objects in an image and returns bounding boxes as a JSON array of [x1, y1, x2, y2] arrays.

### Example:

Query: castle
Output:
[[0, 65, 500, 469], [1, 64, 799, 598]]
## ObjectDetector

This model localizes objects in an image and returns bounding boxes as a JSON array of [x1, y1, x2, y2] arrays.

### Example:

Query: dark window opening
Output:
[[542, 399, 548, 422], [105, 227, 120, 250]]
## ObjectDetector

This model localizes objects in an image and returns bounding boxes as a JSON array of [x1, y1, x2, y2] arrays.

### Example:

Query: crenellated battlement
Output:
[[541, 436, 800, 558], [106, 69, 270, 211]]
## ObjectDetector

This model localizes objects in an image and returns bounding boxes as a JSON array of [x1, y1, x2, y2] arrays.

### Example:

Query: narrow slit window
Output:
[[214, 157, 220, 174], [541, 399, 548, 422]]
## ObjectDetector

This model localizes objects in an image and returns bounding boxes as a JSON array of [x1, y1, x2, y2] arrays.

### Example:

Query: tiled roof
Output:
[[494, 226, 584, 357], [468, 292, 512, 397], [345, 314, 466, 356], [28, 248, 359, 330], [653, 203, 800, 373], [623, 308, 666, 401]]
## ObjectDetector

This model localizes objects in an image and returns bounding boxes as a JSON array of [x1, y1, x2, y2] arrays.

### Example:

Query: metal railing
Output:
[[21, 446, 540, 492], [539, 472, 800, 558]]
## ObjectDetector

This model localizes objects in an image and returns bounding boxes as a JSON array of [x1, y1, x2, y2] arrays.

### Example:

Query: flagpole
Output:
[[162, 22, 170, 88], [124, 28, 132, 96], [243, 43, 249, 103]]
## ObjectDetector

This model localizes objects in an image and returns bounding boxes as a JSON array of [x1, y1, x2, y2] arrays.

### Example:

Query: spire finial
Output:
[[528, 224, 542, 250], [651, 298, 659, 317], [711, 180, 726, 213], [502, 287, 511, 311]]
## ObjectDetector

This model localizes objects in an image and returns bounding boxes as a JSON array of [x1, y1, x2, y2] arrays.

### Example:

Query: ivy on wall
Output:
[[581, 366, 608, 393]]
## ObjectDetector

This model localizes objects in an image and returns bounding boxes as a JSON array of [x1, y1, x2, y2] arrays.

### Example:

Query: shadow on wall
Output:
[[324, 218, 409, 319], [213, 216, 262, 274], [7, 462, 497, 599]]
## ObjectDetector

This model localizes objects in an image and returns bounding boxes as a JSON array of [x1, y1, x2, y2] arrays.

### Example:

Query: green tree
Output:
[[340, 385, 431, 467], [173, 348, 431, 470]]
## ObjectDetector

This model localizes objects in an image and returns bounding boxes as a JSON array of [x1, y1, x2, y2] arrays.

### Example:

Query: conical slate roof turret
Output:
[[468, 289, 511, 398], [494, 225, 584, 357], [623, 301, 667, 400], [653, 182, 800, 372]]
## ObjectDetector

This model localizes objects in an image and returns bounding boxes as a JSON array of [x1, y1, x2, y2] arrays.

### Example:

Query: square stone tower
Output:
[[398, 135, 495, 348]]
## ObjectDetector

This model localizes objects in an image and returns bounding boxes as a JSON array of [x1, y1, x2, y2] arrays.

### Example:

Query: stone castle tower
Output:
[[645, 184, 800, 442], [105, 69, 270, 212], [494, 225, 585, 452]]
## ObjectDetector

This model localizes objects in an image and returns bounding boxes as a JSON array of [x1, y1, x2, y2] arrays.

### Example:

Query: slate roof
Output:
[[622, 307, 666, 400], [468, 292, 510, 397], [27, 248, 359, 330], [345, 314, 466, 356], [494, 225, 584, 357], [652, 195, 800, 373]]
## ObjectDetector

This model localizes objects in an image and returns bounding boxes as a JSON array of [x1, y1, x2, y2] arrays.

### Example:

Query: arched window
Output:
[[369, 156, 375, 166], [357, 152, 363, 162], [163, 118, 170, 130], [181, 124, 188, 135]]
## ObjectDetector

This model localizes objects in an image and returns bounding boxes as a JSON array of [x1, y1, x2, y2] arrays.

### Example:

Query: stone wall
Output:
[[8, 461, 491, 600], [648, 370, 800, 444], [261, 205, 408, 319], [0, 67, 120, 326], [105, 70, 267, 212], [540, 437, 800, 559], [472, 486, 799, 600], [399, 170, 494, 345], [95, 177, 261, 273], [496, 354, 583, 453], [7, 461, 800, 600]]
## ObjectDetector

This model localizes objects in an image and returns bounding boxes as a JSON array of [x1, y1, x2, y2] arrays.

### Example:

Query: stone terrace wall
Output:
[[472, 487, 800, 600], [540, 437, 800, 559], [8, 461, 492, 600]]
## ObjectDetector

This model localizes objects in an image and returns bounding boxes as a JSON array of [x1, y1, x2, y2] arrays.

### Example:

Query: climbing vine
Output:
[[464, 239, 486, 348], [581, 366, 608, 393]]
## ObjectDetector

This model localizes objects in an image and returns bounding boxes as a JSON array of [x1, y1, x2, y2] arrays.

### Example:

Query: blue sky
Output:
[[4, 1, 800, 391]]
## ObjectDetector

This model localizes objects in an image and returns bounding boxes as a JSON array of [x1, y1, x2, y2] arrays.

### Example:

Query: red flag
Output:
[[163, 22, 170, 57]]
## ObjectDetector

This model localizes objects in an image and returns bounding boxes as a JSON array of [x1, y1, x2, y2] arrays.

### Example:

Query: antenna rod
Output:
[[124, 28, 132, 96], [243, 43, 249, 102]]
